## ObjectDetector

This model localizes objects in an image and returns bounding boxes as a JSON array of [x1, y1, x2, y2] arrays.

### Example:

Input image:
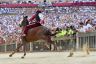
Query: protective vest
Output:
[[67, 29, 74, 35], [56, 30, 67, 37]]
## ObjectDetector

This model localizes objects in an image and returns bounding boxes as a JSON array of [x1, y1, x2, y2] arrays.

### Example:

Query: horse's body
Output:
[[9, 26, 57, 58], [25, 26, 51, 42], [9, 24, 90, 58]]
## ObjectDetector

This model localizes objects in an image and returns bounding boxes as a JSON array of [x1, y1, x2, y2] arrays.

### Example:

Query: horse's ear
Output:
[[22, 16, 24, 18]]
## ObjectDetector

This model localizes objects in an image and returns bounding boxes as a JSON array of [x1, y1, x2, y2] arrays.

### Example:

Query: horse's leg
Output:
[[83, 43, 90, 56], [21, 42, 27, 59], [46, 36, 57, 51], [9, 43, 23, 57], [43, 43, 50, 50], [68, 48, 74, 57], [68, 38, 74, 57]]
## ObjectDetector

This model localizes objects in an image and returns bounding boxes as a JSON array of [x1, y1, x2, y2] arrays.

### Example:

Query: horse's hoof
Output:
[[87, 52, 90, 55], [88, 53, 90, 55], [21, 57, 24, 59], [9, 55, 12, 57], [68, 53, 73, 57]]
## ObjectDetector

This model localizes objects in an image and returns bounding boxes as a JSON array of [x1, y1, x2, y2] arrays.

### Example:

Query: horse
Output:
[[9, 25, 57, 58]]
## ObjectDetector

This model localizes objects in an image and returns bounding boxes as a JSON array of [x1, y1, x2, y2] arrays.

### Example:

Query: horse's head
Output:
[[23, 16, 28, 18], [23, 16, 28, 20]]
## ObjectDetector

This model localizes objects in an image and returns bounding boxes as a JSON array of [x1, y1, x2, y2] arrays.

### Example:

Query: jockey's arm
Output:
[[40, 19, 44, 24], [29, 14, 36, 22], [39, 13, 45, 24]]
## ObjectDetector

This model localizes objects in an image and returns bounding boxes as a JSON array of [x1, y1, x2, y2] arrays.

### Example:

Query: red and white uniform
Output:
[[29, 13, 44, 24], [24, 10, 45, 35]]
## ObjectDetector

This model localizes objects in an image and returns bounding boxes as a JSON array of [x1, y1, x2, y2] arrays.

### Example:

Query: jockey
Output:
[[19, 16, 29, 36], [29, 9, 44, 24], [22, 9, 44, 36]]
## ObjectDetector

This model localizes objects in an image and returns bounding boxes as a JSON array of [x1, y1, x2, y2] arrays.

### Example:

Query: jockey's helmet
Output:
[[36, 10, 43, 13], [24, 16, 28, 18]]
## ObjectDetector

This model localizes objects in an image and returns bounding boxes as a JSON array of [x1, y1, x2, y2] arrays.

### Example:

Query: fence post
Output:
[[15, 42, 17, 49], [30, 42, 33, 51], [95, 35, 96, 48], [76, 33, 79, 50], [4, 43, 7, 52]]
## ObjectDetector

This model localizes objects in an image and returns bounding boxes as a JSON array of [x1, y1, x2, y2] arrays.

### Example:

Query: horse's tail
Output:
[[48, 28, 61, 36], [45, 29, 57, 36], [50, 32, 57, 36], [42, 26, 57, 36]]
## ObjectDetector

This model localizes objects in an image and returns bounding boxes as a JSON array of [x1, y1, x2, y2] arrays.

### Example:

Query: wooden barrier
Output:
[[0, 31, 96, 52]]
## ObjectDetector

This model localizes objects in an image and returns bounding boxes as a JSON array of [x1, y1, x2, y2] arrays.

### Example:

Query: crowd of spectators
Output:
[[0, 6, 96, 44], [0, 0, 96, 5]]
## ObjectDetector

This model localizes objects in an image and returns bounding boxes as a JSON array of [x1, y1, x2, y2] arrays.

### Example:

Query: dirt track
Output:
[[0, 52, 96, 64]]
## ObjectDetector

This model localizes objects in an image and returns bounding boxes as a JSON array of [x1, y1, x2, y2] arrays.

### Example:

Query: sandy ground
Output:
[[0, 51, 96, 64]]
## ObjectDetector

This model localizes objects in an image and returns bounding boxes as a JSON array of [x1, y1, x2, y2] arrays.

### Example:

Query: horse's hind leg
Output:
[[68, 38, 74, 57], [9, 43, 23, 57], [83, 43, 90, 56], [46, 36, 57, 51], [68, 48, 74, 57], [21, 42, 27, 59]]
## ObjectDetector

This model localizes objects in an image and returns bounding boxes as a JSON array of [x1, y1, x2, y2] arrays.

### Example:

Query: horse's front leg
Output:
[[68, 48, 74, 57], [47, 37, 57, 51], [9, 43, 23, 57], [21, 42, 27, 59], [68, 38, 74, 57]]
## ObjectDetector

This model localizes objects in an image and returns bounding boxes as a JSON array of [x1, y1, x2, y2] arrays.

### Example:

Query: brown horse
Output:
[[9, 26, 57, 58]]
